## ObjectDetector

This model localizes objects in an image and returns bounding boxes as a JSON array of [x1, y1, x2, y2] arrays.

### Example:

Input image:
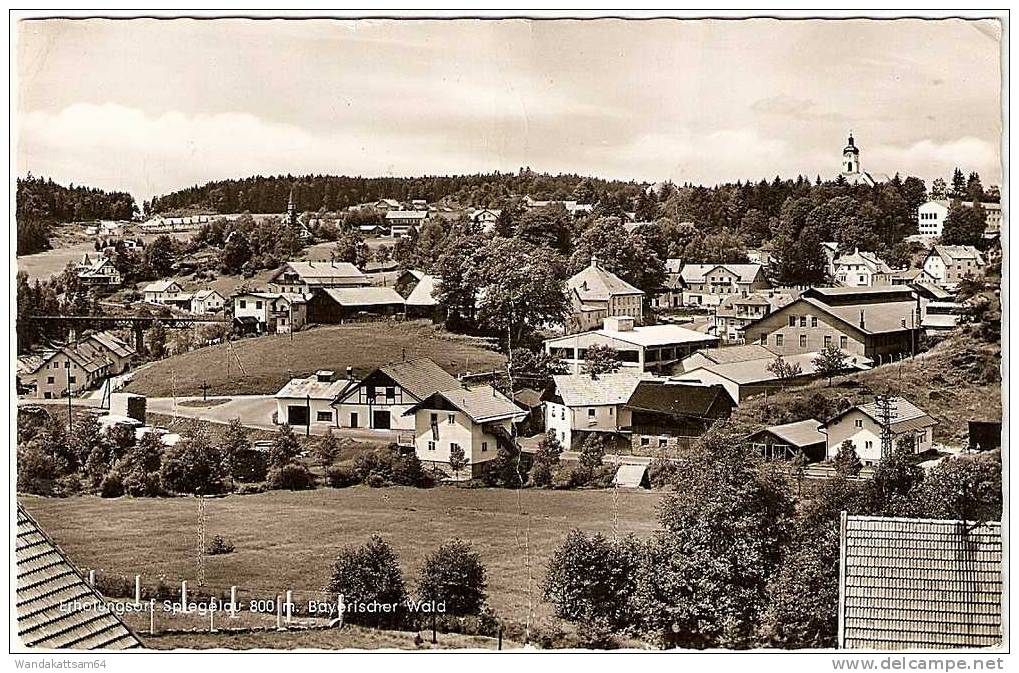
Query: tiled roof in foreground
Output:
[[839, 514, 1002, 650], [16, 504, 142, 650]]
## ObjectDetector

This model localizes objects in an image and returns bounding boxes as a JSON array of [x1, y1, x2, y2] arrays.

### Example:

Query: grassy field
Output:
[[125, 321, 506, 397], [21, 486, 662, 626], [735, 333, 1001, 443]]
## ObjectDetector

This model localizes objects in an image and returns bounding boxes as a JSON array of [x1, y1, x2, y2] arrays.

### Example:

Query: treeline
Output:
[[16, 175, 138, 255], [145, 169, 638, 214]]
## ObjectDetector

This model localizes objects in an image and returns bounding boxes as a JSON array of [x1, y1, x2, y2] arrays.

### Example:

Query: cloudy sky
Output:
[[16, 17, 1003, 203]]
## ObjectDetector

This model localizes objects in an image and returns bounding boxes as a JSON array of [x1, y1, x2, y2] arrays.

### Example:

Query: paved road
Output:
[[146, 395, 400, 441]]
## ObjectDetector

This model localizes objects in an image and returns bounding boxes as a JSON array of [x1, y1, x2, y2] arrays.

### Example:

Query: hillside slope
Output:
[[733, 332, 1001, 444], [125, 321, 506, 397]]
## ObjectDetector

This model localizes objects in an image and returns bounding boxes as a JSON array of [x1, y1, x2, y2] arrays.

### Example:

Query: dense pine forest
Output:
[[144, 170, 640, 214], [16, 176, 137, 254]]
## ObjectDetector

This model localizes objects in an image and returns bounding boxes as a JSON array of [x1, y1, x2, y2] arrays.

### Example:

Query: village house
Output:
[[140, 214, 212, 233], [679, 263, 769, 306], [18, 345, 110, 399], [405, 274, 442, 321], [232, 292, 309, 334], [274, 370, 354, 428], [711, 292, 796, 343], [565, 255, 645, 333], [674, 350, 848, 404], [142, 279, 190, 307], [75, 331, 136, 376], [386, 210, 429, 237], [627, 380, 734, 451], [916, 199, 1003, 238], [822, 396, 937, 465], [404, 383, 526, 479], [544, 369, 648, 451], [545, 316, 719, 373], [267, 261, 369, 294], [651, 258, 685, 310], [748, 419, 828, 462], [190, 288, 227, 314], [468, 208, 502, 232], [821, 241, 840, 278], [922, 245, 986, 287], [76, 253, 121, 288], [742, 286, 922, 363], [331, 358, 461, 432], [306, 287, 406, 323], [833, 248, 894, 287]]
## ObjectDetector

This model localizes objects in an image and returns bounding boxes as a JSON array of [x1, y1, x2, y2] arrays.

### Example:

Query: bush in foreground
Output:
[[417, 539, 487, 615], [327, 535, 407, 628], [266, 462, 316, 491]]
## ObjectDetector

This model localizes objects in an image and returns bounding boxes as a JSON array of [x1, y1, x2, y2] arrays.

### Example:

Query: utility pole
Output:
[[874, 394, 897, 459], [201, 380, 210, 402], [306, 394, 311, 437]]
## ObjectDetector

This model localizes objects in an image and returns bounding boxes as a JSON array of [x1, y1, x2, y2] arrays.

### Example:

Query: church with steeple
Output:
[[282, 186, 312, 241], [839, 132, 889, 187]]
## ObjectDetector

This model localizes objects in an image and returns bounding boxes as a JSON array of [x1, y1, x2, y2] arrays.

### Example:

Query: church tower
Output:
[[842, 132, 861, 175], [286, 187, 297, 228]]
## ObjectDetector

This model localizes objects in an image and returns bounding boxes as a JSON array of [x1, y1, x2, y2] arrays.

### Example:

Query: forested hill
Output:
[[16, 175, 138, 255], [17, 175, 137, 223], [145, 171, 641, 214]]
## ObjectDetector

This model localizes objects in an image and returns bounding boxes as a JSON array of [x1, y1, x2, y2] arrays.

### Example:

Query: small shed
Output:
[[612, 463, 650, 489], [748, 418, 827, 462]]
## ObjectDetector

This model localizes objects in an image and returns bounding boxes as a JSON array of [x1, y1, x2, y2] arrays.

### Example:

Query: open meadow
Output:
[[125, 321, 507, 397], [21, 485, 663, 626]]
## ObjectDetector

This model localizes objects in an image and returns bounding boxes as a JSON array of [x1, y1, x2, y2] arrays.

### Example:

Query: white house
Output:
[[404, 384, 525, 479], [917, 199, 1003, 239], [331, 358, 461, 433], [545, 316, 719, 373], [385, 210, 429, 237], [468, 208, 502, 232], [232, 292, 309, 334], [275, 370, 354, 427], [143, 280, 187, 305], [190, 289, 227, 314], [544, 369, 648, 450], [565, 255, 645, 332], [922, 245, 987, 287], [822, 397, 937, 465], [77, 254, 121, 288], [833, 249, 894, 287], [679, 263, 769, 306]]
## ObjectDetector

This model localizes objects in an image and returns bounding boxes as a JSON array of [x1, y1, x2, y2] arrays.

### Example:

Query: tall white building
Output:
[[917, 199, 1003, 238]]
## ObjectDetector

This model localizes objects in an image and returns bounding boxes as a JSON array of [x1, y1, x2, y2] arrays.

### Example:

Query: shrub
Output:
[[230, 447, 268, 483], [647, 456, 681, 488], [577, 434, 606, 471], [529, 430, 563, 487], [266, 462, 316, 491], [121, 468, 162, 497], [353, 449, 396, 484], [325, 465, 359, 488], [268, 424, 302, 470], [17, 446, 60, 496], [417, 539, 487, 615], [313, 429, 341, 467], [100, 471, 125, 498], [482, 444, 533, 488], [234, 483, 267, 496], [327, 535, 407, 628], [391, 452, 428, 487], [206, 535, 235, 555], [159, 432, 227, 496], [588, 464, 616, 489]]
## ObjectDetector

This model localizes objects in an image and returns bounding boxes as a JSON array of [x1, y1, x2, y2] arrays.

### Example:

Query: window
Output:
[[47, 376, 54, 384], [68, 376, 76, 384], [450, 442, 461, 454], [588, 408, 596, 417], [430, 413, 438, 426], [316, 411, 332, 422], [256, 301, 263, 309], [385, 386, 396, 399], [427, 441, 436, 451], [855, 419, 863, 428], [865, 440, 873, 450], [840, 336, 848, 349], [799, 334, 807, 348], [481, 441, 488, 453], [799, 316, 807, 327], [239, 300, 247, 309], [788, 316, 796, 327], [811, 316, 818, 328], [640, 437, 650, 446], [609, 407, 614, 416], [658, 438, 667, 448], [447, 414, 455, 424], [64, 362, 70, 369], [775, 334, 784, 347], [824, 335, 832, 348]]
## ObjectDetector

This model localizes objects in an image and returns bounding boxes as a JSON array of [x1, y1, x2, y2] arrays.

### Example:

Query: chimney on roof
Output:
[[345, 366, 353, 380], [590, 254, 599, 269], [859, 310, 866, 329], [316, 370, 335, 383]]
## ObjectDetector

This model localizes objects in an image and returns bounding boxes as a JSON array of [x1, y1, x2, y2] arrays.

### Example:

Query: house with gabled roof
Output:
[[190, 288, 227, 314], [232, 291, 309, 334], [748, 419, 828, 462], [544, 369, 649, 451], [565, 255, 645, 333], [679, 262, 769, 306], [306, 287, 406, 323], [16, 504, 142, 650], [386, 210, 429, 237], [712, 291, 796, 343], [742, 286, 921, 363], [17, 342, 114, 399], [822, 396, 936, 465], [142, 279, 190, 307], [403, 383, 526, 479], [267, 260, 369, 294], [838, 514, 1001, 649], [274, 370, 354, 428], [627, 380, 734, 451], [833, 248, 894, 287], [331, 357, 461, 432], [922, 244, 987, 287], [76, 253, 121, 288]]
